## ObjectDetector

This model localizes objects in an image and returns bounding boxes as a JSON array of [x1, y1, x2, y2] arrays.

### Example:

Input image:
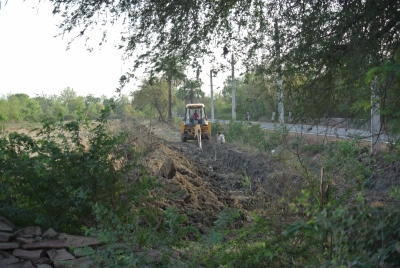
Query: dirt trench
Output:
[[136, 124, 304, 233], [132, 123, 400, 234]]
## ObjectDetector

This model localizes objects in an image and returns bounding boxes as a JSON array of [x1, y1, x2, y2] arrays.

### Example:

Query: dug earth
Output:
[[143, 123, 400, 233]]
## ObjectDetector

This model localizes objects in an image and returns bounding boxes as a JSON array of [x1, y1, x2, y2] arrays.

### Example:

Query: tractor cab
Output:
[[181, 103, 211, 142], [184, 104, 207, 125]]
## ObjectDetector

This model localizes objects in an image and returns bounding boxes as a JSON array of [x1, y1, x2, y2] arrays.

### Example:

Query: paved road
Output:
[[211, 119, 389, 143]]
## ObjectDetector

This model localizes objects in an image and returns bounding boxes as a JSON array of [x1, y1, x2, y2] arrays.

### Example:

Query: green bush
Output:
[[0, 107, 143, 233], [229, 120, 246, 139], [325, 140, 371, 189], [286, 195, 400, 267], [87, 203, 199, 267], [211, 120, 288, 153], [243, 123, 266, 145]]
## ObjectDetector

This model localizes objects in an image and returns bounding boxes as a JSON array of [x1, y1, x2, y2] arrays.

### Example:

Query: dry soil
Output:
[[134, 122, 400, 233]]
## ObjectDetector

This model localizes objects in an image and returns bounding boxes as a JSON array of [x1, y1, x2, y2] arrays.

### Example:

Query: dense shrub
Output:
[[0, 107, 144, 233]]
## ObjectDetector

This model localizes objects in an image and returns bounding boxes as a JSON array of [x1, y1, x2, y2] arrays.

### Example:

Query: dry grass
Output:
[[1, 122, 42, 134]]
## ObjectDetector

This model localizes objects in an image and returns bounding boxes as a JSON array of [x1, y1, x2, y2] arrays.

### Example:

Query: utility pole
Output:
[[231, 53, 236, 120], [210, 69, 215, 121], [275, 19, 284, 125]]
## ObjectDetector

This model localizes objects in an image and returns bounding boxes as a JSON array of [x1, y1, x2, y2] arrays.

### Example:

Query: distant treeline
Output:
[[0, 88, 134, 123]]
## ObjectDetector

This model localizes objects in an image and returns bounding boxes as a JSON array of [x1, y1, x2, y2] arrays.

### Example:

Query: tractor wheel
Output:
[[181, 136, 187, 142]]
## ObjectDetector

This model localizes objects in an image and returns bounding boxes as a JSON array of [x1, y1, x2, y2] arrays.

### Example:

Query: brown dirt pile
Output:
[[136, 124, 305, 232], [134, 123, 400, 233]]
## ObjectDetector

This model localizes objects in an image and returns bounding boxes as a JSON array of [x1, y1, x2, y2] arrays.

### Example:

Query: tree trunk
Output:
[[231, 53, 236, 120], [156, 106, 166, 123], [275, 19, 284, 125], [210, 69, 215, 121], [371, 76, 381, 153], [168, 77, 172, 122]]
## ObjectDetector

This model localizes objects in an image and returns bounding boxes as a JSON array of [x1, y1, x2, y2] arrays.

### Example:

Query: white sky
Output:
[[0, 1, 231, 99]]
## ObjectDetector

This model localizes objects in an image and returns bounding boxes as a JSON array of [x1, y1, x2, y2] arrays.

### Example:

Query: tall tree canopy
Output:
[[272, 0, 400, 121], [49, 0, 399, 122], [152, 56, 186, 121], [177, 78, 204, 104]]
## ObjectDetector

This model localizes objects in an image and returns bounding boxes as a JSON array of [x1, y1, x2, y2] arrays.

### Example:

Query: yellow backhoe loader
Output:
[[180, 103, 211, 148]]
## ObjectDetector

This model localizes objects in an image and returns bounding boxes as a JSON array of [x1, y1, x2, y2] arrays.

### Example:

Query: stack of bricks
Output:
[[0, 217, 99, 268]]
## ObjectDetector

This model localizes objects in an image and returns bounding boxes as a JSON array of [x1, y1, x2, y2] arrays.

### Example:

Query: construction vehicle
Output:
[[180, 103, 211, 147]]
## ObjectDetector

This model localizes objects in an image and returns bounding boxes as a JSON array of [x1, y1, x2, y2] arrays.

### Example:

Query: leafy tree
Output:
[[132, 78, 173, 122], [56, 87, 82, 119], [51, 99, 69, 119], [6, 95, 25, 122], [47, 0, 399, 121], [67, 96, 86, 116], [24, 98, 42, 122], [83, 94, 103, 119], [49, 0, 246, 94], [177, 78, 204, 104], [253, 0, 399, 122], [95, 102, 105, 114], [213, 92, 233, 120], [86, 102, 103, 120], [59, 87, 77, 105], [4, 94, 42, 122], [34, 95, 53, 116], [0, 95, 42, 123], [113, 94, 132, 119], [153, 56, 186, 122], [0, 98, 9, 122], [84, 94, 101, 108]]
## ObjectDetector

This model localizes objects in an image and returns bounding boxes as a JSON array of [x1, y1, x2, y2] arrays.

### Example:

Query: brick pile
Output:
[[0, 217, 99, 268], [0, 217, 193, 268]]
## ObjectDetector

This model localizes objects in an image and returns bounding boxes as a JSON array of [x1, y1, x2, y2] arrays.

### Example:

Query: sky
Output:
[[0, 1, 230, 99]]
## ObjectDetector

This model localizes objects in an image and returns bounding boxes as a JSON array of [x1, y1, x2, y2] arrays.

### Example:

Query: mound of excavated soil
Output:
[[133, 123, 400, 233], [136, 124, 305, 233]]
